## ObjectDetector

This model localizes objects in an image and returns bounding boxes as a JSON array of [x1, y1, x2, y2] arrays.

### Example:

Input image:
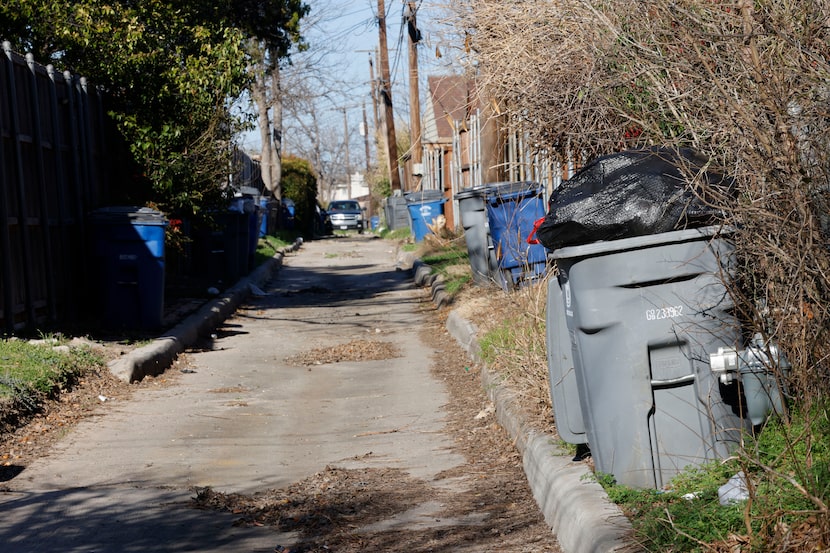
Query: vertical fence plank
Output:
[[47, 64, 78, 323], [26, 53, 57, 324], [2, 41, 36, 329], [63, 71, 88, 241], [0, 45, 16, 333]]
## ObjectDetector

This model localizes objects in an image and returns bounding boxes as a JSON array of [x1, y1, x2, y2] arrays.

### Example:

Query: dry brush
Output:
[[444, 0, 830, 547]]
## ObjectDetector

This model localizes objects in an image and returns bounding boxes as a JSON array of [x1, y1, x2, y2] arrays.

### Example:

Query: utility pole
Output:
[[368, 51, 380, 137], [376, 0, 402, 192], [406, 0, 423, 191], [356, 49, 381, 167], [360, 101, 374, 220], [362, 101, 371, 174], [356, 50, 381, 146], [342, 108, 352, 199]]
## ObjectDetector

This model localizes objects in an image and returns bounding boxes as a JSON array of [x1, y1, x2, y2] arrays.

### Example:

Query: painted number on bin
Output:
[[645, 305, 684, 321]]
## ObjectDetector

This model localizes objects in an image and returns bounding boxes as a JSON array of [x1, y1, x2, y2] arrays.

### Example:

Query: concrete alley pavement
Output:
[[0, 235, 562, 552]]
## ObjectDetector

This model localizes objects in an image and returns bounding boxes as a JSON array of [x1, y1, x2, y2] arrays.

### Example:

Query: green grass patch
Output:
[[420, 246, 472, 299], [255, 232, 296, 266], [478, 322, 515, 367], [421, 249, 469, 267], [597, 464, 749, 551], [0, 338, 104, 416], [599, 401, 830, 552], [478, 310, 546, 370], [444, 274, 472, 295], [380, 227, 412, 241]]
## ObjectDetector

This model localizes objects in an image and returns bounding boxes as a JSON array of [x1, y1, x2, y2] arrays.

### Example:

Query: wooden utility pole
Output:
[[342, 108, 351, 198], [356, 50, 380, 147], [406, 1, 423, 191], [367, 52, 380, 136], [362, 101, 371, 174], [376, 0, 401, 192]]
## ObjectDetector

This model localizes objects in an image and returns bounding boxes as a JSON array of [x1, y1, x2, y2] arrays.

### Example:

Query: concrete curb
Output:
[[411, 259, 453, 308], [441, 292, 636, 553], [108, 238, 303, 382]]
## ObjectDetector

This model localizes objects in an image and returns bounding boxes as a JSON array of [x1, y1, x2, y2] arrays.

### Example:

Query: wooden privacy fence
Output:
[[0, 41, 112, 333]]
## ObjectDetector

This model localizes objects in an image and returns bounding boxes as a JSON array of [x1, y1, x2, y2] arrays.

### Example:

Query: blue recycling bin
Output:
[[405, 190, 446, 242], [259, 197, 270, 237], [282, 199, 296, 230], [89, 207, 168, 330], [483, 182, 547, 290], [245, 202, 261, 267]]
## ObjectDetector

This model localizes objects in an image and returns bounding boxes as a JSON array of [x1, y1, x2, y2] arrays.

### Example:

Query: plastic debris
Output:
[[475, 404, 495, 420], [718, 471, 749, 505]]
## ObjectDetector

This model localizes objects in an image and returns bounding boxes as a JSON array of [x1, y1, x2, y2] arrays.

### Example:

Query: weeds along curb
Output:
[[444, 312, 636, 553], [108, 238, 304, 383]]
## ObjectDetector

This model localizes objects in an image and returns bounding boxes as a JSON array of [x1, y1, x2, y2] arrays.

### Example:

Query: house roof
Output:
[[423, 75, 477, 144]]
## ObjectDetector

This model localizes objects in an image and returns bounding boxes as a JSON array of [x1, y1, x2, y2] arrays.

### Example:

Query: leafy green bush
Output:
[[281, 157, 321, 238]]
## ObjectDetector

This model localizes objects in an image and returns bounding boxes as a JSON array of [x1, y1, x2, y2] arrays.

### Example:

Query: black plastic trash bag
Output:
[[535, 147, 732, 251]]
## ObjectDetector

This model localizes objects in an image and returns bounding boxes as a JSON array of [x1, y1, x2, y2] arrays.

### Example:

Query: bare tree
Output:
[[249, 41, 275, 195], [276, 2, 374, 202], [270, 61, 284, 199]]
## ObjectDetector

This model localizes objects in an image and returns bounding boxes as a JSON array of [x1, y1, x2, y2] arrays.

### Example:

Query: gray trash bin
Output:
[[456, 186, 499, 285], [384, 195, 409, 231], [552, 226, 748, 489], [546, 274, 587, 445]]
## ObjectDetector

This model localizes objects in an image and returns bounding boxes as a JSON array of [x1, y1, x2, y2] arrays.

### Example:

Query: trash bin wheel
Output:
[[498, 268, 516, 291]]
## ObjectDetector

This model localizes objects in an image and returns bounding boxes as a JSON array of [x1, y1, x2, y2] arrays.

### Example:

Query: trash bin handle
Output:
[[651, 374, 696, 388], [526, 216, 546, 245]]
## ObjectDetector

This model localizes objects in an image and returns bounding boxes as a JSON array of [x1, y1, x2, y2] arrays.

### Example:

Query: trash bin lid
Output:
[[454, 185, 491, 200], [90, 206, 167, 225], [405, 189, 445, 204], [483, 181, 543, 202], [551, 225, 728, 260]]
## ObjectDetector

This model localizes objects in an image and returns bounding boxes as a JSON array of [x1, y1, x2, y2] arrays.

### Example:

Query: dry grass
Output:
[[453, 276, 553, 425], [443, 0, 830, 406]]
